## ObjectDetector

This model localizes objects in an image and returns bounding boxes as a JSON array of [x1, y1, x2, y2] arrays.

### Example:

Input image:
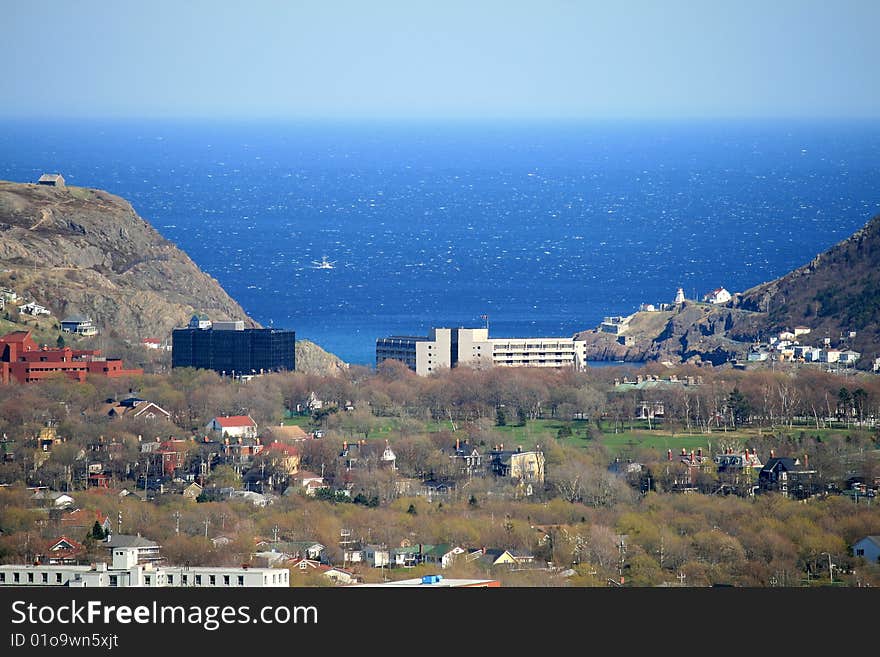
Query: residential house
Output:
[[820, 349, 841, 363], [793, 326, 811, 336], [758, 455, 818, 499], [263, 424, 309, 443], [713, 448, 763, 494], [32, 490, 74, 509], [477, 548, 520, 568], [287, 559, 354, 584], [229, 490, 271, 507], [206, 415, 258, 439], [61, 315, 98, 336], [363, 545, 391, 568], [1, 288, 19, 304], [488, 445, 545, 484], [852, 536, 880, 565], [390, 545, 421, 568], [181, 482, 202, 501], [38, 536, 85, 565], [421, 544, 466, 569], [263, 441, 300, 475], [104, 395, 171, 421], [449, 438, 483, 477], [18, 301, 51, 316], [839, 350, 861, 365], [703, 287, 732, 304], [286, 471, 327, 497]]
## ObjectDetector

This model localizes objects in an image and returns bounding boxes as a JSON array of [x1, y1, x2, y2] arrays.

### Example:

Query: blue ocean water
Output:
[[1, 119, 879, 366]]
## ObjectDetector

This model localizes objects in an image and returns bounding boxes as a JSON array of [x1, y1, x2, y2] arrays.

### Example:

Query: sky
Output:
[[3, 0, 879, 120]]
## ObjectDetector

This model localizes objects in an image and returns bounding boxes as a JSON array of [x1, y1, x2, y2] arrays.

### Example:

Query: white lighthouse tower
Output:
[[674, 287, 686, 305]]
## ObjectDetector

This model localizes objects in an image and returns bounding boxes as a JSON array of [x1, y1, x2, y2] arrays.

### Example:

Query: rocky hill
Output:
[[0, 179, 345, 372], [734, 213, 880, 359], [575, 212, 880, 368], [574, 302, 764, 366]]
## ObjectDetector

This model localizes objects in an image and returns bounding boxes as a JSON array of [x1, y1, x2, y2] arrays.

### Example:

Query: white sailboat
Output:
[[312, 256, 336, 269]]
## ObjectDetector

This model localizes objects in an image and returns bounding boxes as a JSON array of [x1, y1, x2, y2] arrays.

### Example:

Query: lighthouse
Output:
[[674, 287, 685, 305]]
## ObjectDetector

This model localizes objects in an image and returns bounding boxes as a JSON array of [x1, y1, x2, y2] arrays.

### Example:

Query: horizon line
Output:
[[2, 114, 880, 123]]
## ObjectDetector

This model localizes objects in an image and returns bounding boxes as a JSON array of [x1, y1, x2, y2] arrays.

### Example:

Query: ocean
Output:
[[2, 119, 879, 366]]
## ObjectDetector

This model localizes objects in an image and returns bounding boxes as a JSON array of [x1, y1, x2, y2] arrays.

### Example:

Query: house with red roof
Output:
[[38, 536, 85, 565], [702, 287, 732, 305], [264, 441, 301, 474], [60, 509, 112, 536], [206, 415, 258, 439]]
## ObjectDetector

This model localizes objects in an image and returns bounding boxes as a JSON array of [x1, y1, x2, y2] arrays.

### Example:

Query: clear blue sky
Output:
[[3, 0, 879, 119]]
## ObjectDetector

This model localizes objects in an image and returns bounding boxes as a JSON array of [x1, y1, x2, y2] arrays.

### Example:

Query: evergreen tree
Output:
[[90, 520, 105, 540], [727, 387, 751, 428]]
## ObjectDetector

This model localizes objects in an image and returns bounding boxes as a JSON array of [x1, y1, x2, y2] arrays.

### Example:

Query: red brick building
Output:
[[0, 330, 143, 384]]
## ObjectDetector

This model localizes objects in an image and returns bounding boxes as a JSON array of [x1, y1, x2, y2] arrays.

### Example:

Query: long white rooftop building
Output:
[[0, 547, 288, 588], [377, 327, 587, 376]]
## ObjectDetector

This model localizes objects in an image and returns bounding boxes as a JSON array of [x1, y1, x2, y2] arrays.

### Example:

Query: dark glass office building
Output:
[[172, 326, 295, 375]]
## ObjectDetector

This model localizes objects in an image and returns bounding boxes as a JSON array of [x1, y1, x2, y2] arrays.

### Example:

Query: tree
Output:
[[495, 407, 507, 427], [56, 335, 66, 348], [91, 520, 106, 540], [727, 387, 751, 428]]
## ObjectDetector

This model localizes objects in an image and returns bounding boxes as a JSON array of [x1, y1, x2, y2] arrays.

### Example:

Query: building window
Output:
[[182, 575, 188, 585], [27, 572, 34, 583], [0, 572, 5, 582], [145, 576, 151, 585], [56, 573, 62, 583], [209, 575, 216, 585], [224, 575, 230, 586], [41, 572, 48, 583], [195, 575, 202, 585], [856, 549, 865, 556], [13, 572, 19, 583], [238, 575, 244, 586], [109, 575, 118, 587], [167, 575, 174, 585]]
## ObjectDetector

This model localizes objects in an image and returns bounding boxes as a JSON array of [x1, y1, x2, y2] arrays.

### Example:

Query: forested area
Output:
[[1, 360, 879, 587]]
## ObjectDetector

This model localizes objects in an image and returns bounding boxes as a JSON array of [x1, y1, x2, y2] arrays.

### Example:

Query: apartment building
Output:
[[376, 327, 586, 375]]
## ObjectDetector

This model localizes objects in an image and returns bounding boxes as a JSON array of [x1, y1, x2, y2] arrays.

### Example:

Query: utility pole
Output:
[[822, 552, 834, 583], [204, 518, 210, 538]]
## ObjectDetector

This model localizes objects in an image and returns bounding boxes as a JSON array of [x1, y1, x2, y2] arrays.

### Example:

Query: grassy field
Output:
[[282, 410, 875, 460]]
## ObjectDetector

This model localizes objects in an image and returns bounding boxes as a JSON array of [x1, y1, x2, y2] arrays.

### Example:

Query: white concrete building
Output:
[[0, 547, 288, 587], [377, 327, 587, 376]]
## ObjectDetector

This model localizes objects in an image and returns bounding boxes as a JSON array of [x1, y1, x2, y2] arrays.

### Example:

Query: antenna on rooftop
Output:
[[480, 313, 489, 331]]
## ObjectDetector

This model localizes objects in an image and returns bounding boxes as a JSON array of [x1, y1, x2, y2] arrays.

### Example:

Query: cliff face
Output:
[[574, 303, 763, 366], [0, 180, 346, 372], [0, 180, 257, 341]]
